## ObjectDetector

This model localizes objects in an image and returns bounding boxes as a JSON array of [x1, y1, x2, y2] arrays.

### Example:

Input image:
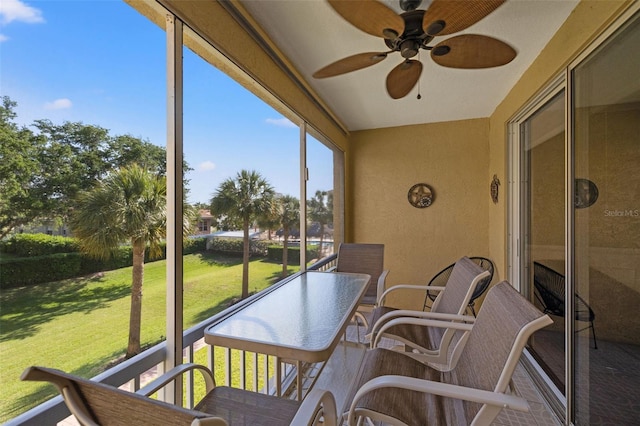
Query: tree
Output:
[[256, 200, 280, 241], [0, 96, 184, 237], [277, 195, 300, 277], [109, 134, 168, 175], [210, 170, 275, 298], [307, 190, 333, 254], [69, 164, 167, 358], [0, 97, 42, 238]]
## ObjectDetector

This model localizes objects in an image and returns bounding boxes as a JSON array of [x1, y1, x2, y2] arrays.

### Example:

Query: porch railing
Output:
[[6, 253, 338, 426]]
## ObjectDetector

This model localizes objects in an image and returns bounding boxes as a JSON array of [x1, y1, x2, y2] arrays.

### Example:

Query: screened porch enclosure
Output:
[[3, 1, 640, 425]]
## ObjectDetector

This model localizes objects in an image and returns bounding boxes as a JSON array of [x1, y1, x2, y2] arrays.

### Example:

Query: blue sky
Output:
[[0, 0, 334, 204]]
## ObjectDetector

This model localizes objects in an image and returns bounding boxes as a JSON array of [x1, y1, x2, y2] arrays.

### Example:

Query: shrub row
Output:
[[0, 233, 79, 256], [206, 238, 270, 257], [0, 234, 207, 258], [266, 245, 320, 263], [0, 253, 83, 288], [0, 235, 209, 289]]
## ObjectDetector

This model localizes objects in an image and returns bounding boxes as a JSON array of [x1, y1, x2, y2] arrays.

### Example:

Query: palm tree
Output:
[[277, 195, 300, 277], [256, 202, 280, 241], [70, 164, 166, 358], [210, 170, 275, 298], [308, 190, 333, 255]]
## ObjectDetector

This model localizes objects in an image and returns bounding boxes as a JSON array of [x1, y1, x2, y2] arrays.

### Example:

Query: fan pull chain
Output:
[[417, 52, 422, 100]]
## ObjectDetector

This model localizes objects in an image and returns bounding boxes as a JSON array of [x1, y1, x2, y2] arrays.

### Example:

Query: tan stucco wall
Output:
[[487, 0, 632, 281], [531, 133, 565, 250], [349, 119, 490, 310]]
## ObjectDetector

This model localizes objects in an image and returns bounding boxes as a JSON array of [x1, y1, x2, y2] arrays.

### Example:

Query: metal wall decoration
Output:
[[575, 178, 598, 208], [408, 183, 434, 208], [491, 174, 500, 204]]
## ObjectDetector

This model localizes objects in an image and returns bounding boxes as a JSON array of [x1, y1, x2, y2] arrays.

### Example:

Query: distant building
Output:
[[196, 209, 214, 235]]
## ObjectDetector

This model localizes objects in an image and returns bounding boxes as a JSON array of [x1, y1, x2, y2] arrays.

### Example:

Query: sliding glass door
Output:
[[512, 6, 640, 425], [519, 91, 567, 396], [571, 10, 640, 424]]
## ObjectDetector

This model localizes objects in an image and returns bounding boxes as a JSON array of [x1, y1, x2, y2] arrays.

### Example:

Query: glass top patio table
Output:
[[204, 271, 370, 364]]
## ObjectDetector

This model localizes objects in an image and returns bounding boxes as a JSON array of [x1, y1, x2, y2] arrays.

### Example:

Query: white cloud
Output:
[[0, 34, 8, 42], [265, 117, 296, 128], [0, 0, 44, 25], [44, 98, 72, 110], [198, 161, 216, 172]]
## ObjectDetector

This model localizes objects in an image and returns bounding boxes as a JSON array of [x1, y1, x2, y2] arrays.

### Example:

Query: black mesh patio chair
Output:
[[533, 261, 597, 349], [424, 257, 495, 317]]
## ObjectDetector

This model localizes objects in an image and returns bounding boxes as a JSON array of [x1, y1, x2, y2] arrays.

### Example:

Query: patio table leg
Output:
[[296, 360, 303, 400], [276, 356, 282, 397]]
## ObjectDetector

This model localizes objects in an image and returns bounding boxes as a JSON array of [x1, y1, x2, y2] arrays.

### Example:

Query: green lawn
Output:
[[0, 252, 295, 423]]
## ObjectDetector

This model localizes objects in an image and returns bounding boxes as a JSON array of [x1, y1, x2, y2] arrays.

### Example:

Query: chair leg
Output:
[[591, 321, 597, 350], [351, 312, 368, 343]]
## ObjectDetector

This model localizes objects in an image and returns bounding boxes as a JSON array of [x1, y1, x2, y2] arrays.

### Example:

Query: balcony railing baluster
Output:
[[6, 254, 337, 425], [263, 355, 270, 395], [252, 352, 259, 392], [224, 347, 232, 387]]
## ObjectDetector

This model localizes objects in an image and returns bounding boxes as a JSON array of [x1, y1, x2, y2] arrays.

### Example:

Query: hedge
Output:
[[1, 253, 83, 288], [207, 238, 269, 257], [0, 234, 79, 256], [0, 235, 209, 289], [266, 245, 320, 263]]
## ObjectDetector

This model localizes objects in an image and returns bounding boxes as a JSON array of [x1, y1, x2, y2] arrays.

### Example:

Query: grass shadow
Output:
[[259, 258, 299, 283], [190, 260, 299, 325], [0, 275, 131, 343], [191, 294, 245, 324]]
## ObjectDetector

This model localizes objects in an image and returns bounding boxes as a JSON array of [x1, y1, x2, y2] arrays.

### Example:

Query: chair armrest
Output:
[[137, 363, 216, 397], [191, 418, 228, 426], [291, 388, 338, 426], [369, 309, 474, 340], [371, 317, 473, 348], [347, 375, 529, 425], [377, 284, 445, 307], [375, 270, 389, 302]]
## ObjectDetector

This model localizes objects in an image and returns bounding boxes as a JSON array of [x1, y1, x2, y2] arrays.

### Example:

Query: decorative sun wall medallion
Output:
[[408, 183, 434, 208], [574, 178, 598, 208]]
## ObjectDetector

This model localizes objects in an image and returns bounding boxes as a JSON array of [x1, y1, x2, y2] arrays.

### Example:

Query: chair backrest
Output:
[[533, 261, 595, 322], [335, 243, 384, 302], [424, 256, 494, 309], [450, 281, 552, 423], [423, 257, 488, 358], [430, 256, 487, 316], [21, 366, 224, 426], [533, 261, 565, 316]]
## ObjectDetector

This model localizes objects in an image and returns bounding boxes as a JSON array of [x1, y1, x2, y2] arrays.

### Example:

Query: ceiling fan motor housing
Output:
[[399, 0, 422, 12]]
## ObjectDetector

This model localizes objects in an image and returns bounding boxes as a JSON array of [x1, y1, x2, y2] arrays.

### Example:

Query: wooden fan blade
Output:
[[422, 0, 505, 36], [328, 0, 404, 38], [386, 60, 423, 99], [313, 52, 388, 78], [431, 34, 516, 68]]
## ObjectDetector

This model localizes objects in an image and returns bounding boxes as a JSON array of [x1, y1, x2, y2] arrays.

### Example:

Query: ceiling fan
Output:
[[312, 0, 517, 99]]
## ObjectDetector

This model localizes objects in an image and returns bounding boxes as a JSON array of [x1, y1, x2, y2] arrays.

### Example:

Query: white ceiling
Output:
[[240, 0, 579, 131]]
